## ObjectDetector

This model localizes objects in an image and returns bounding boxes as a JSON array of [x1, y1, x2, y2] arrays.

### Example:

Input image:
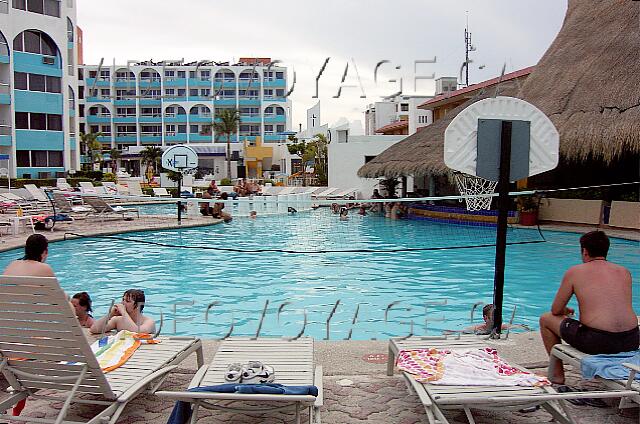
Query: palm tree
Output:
[[213, 109, 241, 180], [139, 146, 163, 183], [108, 148, 122, 173], [80, 132, 103, 171]]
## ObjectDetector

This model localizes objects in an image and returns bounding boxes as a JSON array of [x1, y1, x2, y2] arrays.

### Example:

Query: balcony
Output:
[[86, 115, 112, 123], [188, 78, 211, 87], [85, 78, 111, 87], [0, 124, 11, 146], [113, 116, 137, 123], [114, 79, 136, 88], [264, 115, 286, 123], [165, 133, 188, 143], [86, 96, 112, 103], [114, 133, 137, 143], [239, 115, 261, 123], [164, 114, 188, 123], [189, 114, 213, 123], [139, 115, 162, 123], [164, 78, 187, 87], [0, 82, 10, 104], [140, 132, 162, 143]]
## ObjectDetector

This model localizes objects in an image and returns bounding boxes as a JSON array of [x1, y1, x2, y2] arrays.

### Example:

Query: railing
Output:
[[0, 83, 9, 95], [191, 113, 212, 118], [0, 124, 11, 136], [140, 114, 162, 118], [141, 132, 162, 137], [214, 78, 236, 83], [140, 77, 161, 83], [116, 132, 137, 137]]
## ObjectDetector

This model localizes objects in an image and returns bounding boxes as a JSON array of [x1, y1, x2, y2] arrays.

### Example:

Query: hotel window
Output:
[[177, 70, 186, 78], [276, 124, 285, 133], [165, 124, 176, 135], [13, 30, 56, 56], [90, 125, 99, 133], [28, 74, 45, 92], [189, 125, 198, 134], [189, 71, 196, 79], [14, 72, 27, 90], [177, 89, 186, 97], [99, 88, 110, 97], [48, 151, 63, 167], [189, 88, 198, 97], [200, 89, 210, 97], [276, 89, 285, 97], [200, 70, 210, 80], [16, 150, 30, 167], [33, 150, 47, 167], [275, 72, 284, 79], [400, 103, 409, 112], [264, 124, 273, 134], [164, 70, 175, 78], [165, 88, 175, 96], [264, 89, 273, 97], [15, 0, 61, 17], [177, 125, 186, 133]]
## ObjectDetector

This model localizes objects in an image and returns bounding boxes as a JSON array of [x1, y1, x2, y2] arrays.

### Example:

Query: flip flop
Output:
[[224, 362, 244, 383], [556, 385, 587, 406]]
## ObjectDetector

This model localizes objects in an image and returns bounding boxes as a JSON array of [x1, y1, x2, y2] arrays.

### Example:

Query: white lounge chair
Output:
[[0, 275, 204, 424], [551, 343, 640, 410], [83, 196, 140, 220], [126, 180, 151, 197], [326, 187, 359, 199], [153, 187, 171, 197], [78, 181, 99, 194], [388, 336, 633, 424], [157, 337, 323, 424], [56, 178, 74, 191], [23, 184, 50, 203]]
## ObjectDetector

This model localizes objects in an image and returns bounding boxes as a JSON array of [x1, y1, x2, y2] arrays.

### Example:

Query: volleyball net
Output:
[[57, 189, 549, 253]]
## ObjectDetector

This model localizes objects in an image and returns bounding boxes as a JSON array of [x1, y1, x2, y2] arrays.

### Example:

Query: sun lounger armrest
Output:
[[622, 362, 640, 373], [314, 365, 324, 407], [622, 362, 640, 388], [119, 365, 178, 402], [188, 364, 210, 389], [155, 391, 317, 402]]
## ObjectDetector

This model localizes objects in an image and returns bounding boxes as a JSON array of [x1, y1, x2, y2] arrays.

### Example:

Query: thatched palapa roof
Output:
[[358, 0, 640, 179]]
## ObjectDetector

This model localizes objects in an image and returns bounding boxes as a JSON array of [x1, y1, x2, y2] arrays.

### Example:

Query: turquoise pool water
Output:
[[1, 210, 637, 339]]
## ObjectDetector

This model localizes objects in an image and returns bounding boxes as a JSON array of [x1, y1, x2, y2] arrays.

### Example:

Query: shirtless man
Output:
[[3, 234, 55, 277], [90, 289, 156, 334], [540, 230, 638, 384]]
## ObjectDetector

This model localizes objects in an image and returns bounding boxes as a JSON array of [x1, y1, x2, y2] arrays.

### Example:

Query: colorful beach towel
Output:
[[90, 330, 158, 372], [396, 347, 550, 386]]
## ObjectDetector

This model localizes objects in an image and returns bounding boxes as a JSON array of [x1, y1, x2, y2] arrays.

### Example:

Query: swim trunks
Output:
[[560, 318, 639, 354]]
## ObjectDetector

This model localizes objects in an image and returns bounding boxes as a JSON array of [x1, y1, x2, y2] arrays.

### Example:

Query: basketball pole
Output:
[[177, 171, 182, 224], [491, 120, 512, 337]]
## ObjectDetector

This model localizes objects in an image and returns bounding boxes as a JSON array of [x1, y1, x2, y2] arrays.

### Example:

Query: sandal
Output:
[[225, 362, 244, 383], [242, 363, 276, 384], [241, 361, 264, 381]]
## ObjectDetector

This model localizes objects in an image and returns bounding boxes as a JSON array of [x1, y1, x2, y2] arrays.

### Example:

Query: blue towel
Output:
[[581, 349, 640, 380], [166, 384, 318, 424]]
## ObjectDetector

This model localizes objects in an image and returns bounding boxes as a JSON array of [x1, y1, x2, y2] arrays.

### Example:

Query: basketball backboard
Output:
[[444, 96, 559, 182], [162, 145, 198, 172]]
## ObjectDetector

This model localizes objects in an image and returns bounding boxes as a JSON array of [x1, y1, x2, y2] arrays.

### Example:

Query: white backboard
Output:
[[444, 96, 559, 180], [162, 145, 198, 172]]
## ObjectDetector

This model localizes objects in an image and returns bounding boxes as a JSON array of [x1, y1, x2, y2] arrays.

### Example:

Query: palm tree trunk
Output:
[[226, 134, 232, 180]]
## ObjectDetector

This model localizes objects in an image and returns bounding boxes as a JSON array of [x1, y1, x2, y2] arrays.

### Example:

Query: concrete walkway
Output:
[[2, 333, 637, 423]]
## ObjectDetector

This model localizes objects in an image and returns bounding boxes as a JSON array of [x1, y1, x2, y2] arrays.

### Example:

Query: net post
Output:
[[492, 120, 512, 336]]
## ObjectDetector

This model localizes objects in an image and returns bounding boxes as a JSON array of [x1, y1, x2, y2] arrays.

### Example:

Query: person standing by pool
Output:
[[3, 234, 55, 277], [90, 289, 156, 334], [539, 230, 638, 384], [71, 292, 95, 328]]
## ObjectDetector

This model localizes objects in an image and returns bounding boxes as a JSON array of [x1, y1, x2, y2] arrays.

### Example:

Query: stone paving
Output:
[[2, 334, 638, 423]]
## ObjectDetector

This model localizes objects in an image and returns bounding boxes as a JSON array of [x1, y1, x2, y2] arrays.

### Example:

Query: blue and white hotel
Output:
[[0, 0, 79, 178], [78, 58, 292, 178]]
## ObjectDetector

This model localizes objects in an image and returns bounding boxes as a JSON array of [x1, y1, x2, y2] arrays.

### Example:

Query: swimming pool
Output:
[[1, 210, 637, 339]]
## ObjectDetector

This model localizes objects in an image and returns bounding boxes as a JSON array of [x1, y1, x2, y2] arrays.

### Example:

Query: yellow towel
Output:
[[91, 330, 158, 372]]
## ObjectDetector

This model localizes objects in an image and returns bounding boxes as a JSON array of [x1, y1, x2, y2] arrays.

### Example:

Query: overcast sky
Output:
[[77, 0, 568, 132]]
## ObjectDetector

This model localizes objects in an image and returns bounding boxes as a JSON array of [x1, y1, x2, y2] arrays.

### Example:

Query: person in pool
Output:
[[3, 234, 55, 277], [71, 292, 95, 328], [90, 289, 156, 334], [539, 230, 638, 384]]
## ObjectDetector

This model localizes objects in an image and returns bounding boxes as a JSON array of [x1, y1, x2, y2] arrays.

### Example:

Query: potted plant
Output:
[[517, 195, 540, 226]]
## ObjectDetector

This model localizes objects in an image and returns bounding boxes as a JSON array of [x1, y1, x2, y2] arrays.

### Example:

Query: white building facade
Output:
[[0, 0, 80, 177]]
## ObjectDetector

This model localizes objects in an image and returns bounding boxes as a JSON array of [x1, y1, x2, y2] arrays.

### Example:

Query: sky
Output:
[[77, 0, 568, 133]]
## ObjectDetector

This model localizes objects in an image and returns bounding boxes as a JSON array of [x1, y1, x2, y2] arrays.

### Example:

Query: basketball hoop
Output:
[[453, 172, 497, 211]]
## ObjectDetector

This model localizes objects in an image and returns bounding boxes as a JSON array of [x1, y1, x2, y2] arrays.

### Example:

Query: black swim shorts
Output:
[[560, 318, 639, 355]]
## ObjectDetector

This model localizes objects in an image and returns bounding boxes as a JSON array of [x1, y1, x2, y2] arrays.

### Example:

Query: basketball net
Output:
[[453, 172, 497, 211]]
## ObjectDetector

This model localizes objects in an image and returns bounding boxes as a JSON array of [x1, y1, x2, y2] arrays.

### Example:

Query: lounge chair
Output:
[[23, 184, 50, 203], [551, 344, 640, 410], [153, 187, 172, 197], [388, 335, 633, 424], [325, 187, 359, 200], [56, 178, 74, 191], [49, 191, 92, 216], [157, 337, 323, 424], [312, 187, 339, 199], [83, 196, 140, 220], [126, 180, 151, 197], [0, 275, 204, 424], [78, 181, 99, 194]]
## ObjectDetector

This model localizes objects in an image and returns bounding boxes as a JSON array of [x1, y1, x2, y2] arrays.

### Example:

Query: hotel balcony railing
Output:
[[239, 132, 260, 137], [190, 113, 212, 118], [115, 115, 137, 118], [115, 77, 135, 82], [116, 132, 137, 137], [214, 78, 236, 83], [141, 132, 162, 137], [241, 113, 260, 117], [140, 114, 162, 118], [140, 77, 161, 83], [0, 83, 10, 95], [0, 124, 11, 136]]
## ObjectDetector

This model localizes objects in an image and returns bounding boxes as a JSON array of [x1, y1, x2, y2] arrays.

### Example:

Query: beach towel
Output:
[[91, 330, 158, 372], [581, 349, 640, 380], [166, 384, 319, 424], [396, 347, 550, 386]]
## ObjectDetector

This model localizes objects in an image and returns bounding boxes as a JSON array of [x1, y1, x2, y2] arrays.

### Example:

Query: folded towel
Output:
[[90, 330, 157, 372], [581, 349, 640, 380], [166, 384, 319, 424], [397, 347, 550, 386]]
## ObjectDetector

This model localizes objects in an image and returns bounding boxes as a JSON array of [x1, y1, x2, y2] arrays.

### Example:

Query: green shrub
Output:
[[220, 178, 232, 186], [102, 172, 116, 182]]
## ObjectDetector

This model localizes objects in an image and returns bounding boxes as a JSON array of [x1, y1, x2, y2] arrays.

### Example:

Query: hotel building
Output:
[[1, 0, 80, 178], [78, 58, 292, 178]]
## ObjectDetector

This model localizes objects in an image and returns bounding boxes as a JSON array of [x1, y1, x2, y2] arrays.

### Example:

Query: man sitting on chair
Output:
[[539, 230, 638, 384], [90, 289, 156, 334]]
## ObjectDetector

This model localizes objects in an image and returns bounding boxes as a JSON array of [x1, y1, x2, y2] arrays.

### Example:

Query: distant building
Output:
[[78, 58, 292, 178], [1, 0, 80, 177], [365, 94, 435, 136]]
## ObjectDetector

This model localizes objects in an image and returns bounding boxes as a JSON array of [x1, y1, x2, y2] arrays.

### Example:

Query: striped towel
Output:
[[91, 330, 158, 372]]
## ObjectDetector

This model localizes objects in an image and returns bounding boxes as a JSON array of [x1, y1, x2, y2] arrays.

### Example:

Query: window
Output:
[[90, 125, 99, 133], [30, 113, 46, 130], [264, 124, 273, 133], [364, 155, 376, 163], [276, 72, 284, 79], [15, 112, 29, 129], [14, 72, 27, 89], [189, 88, 198, 97], [45, 75, 61, 93], [79, 104, 84, 117], [44, 0, 60, 16], [13, 0, 26, 9], [13, 30, 57, 57], [0, 32, 8, 56], [400, 103, 409, 112], [265, 106, 273, 114], [276, 124, 285, 133], [68, 86, 75, 109], [32, 150, 47, 166], [165, 88, 175, 95], [27, 0, 43, 13], [276, 89, 285, 97], [264, 89, 273, 97], [189, 71, 195, 79], [177, 125, 186, 133], [164, 70, 175, 78], [275, 107, 285, 116], [16, 151, 30, 167], [47, 114, 62, 130], [201, 89, 210, 97], [23, 30, 40, 53], [100, 88, 110, 97], [67, 17, 73, 42], [177, 89, 186, 97], [177, 70, 185, 78], [48, 151, 63, 166], [190, 124, 198, 133]]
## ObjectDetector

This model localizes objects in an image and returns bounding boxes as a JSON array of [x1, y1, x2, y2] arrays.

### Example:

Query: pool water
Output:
[[1, 210, 637, 340]]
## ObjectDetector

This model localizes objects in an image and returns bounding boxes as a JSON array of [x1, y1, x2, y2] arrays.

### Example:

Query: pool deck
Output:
[[2, 332, 636, 423]]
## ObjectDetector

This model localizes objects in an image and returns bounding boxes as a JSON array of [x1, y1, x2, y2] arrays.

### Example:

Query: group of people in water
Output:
[[199, 179, 264, 222], [3, 234, 156, 334], [332, 188, 409, 221]]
